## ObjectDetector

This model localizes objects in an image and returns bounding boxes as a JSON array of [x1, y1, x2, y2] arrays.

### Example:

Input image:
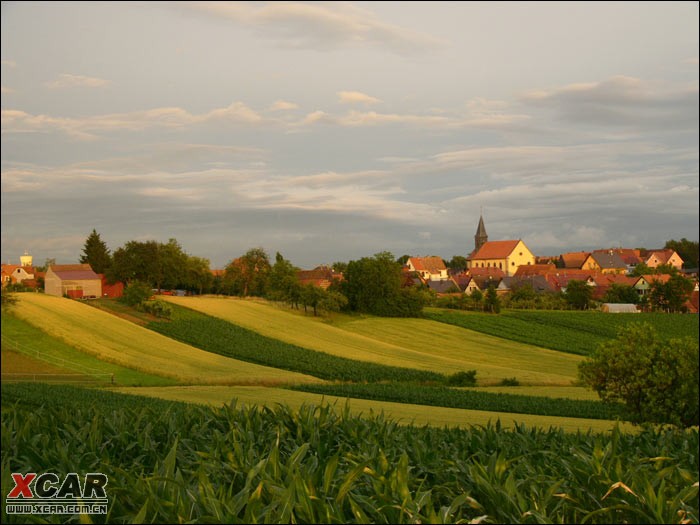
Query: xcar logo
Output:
[[5, 473, 108, 515]]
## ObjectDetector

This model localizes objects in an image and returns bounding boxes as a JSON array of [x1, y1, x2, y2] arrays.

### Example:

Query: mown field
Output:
[[161, 296, 583, 385], [425, 308, 700, 356], [2, 383, 697, 524]]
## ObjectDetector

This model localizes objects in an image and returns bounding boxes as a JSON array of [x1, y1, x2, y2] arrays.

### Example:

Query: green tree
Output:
[[184, 256, 212, 295], [1, 289, 18, 309], [484, 284, 501, 313], [224, 248, 271, 297], [578, 323, 699, 427], [80, 229, 112, 274], [446, 255, 467, 272], [664, 238, 699, 269], [564, 280, 592, 310], [602, 283, 639, 304], [268, 252, 300, 305], [648, 274, 694, 312], [342, 251, 423, 317]]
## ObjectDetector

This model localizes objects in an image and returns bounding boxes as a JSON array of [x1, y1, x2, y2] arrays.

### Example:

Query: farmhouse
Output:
[[406, 256, 448, 281], [644, 249, 684, 270], [581, 251, 627, 274], [44, 264, 102, 298]]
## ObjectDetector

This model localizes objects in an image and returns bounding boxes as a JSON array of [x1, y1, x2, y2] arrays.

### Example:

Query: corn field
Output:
[[2, 383, 697, 524]]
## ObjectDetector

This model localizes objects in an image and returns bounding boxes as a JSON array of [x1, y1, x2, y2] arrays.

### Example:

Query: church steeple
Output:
[[474, 213, 488, 252]]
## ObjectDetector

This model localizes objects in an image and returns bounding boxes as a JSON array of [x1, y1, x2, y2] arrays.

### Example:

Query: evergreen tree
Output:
[[80, 229, 112, 274]]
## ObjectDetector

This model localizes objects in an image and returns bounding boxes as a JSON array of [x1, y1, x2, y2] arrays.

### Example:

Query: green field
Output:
[[2, 383, 695, 524], [10, 294, 320, 386], [425, 308, 700, 355], [162, 296, 582, 385]]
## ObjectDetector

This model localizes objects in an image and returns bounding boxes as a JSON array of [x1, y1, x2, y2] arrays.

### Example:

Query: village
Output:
[[2, 215, 698, 314]]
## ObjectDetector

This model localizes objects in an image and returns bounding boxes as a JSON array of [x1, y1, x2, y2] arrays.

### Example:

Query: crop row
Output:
[[2, 383, 698, 524], [147, 304, 443, 383], [425, 309, 699, 356], [290, 383, 626, 421]]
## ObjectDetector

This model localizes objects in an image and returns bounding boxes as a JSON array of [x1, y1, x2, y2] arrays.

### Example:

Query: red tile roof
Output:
[[514, 264, 557, 276], [559, 252, 590, 269], [470, 240, 521, 260], [408, 256, 447, 274]]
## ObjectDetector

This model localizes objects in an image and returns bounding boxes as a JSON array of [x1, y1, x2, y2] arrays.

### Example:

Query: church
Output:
[[465, 214, 535, 277]]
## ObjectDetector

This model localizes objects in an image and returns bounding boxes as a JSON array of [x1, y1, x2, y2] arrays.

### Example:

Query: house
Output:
[[644, 249, 684, 270], [581, 251, 627, 274], [297, 266, 341, 290], [1, 264, 35, 287], [426, 278, 461, 295], [44, 264, 102, 298], [406, 256, 448, 281], [452, 273, 481, 295], [466, 240, 536, 277], [467, 266, 505, 291], [558, 252, 590, 269], [633, 274, 672, 298], [100, 275, 124, 298], [498, 275, 556, 295]]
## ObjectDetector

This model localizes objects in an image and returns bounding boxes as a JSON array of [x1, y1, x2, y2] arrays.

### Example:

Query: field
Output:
[[160, 296, 583, 385], [2, 383, 696, 524], [9, 294, 320, 386], [2, 293, 698, 523], [425, 308, 700, 356]]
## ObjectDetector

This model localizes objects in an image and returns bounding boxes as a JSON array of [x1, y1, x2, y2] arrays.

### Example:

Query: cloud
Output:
[[268, 100, 299, 111], [183, 1, 446, 55], [1, 102, 266, 139], [521, 75, 699, 130], [337, 91, 381, 105], [45, 73, 110, 89]]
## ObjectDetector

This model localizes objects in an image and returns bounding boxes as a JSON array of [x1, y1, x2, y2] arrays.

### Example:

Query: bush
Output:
[[499, 377, 520, 386], [120, 281, 153, 306], [137, 299, 173, 319], [445, 370, 477, 386]]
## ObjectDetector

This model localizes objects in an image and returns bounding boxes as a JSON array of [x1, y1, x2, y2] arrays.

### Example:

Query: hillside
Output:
[[161, 296, 582, 385]]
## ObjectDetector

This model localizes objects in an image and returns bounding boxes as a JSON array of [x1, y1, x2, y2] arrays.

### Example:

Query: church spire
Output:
[[474, 212, 488, 252]]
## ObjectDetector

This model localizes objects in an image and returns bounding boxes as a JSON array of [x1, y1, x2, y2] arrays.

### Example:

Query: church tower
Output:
[[474, 214, 488, 253]]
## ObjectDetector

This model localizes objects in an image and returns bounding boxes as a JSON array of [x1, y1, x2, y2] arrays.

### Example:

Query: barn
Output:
[[44, 264, 102, 298]]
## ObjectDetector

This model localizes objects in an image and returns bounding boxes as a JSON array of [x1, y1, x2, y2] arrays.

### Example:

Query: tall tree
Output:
[[564, 280, 592, 310], [268, 252, 301, 305], [648, 274, 694, 312], [224, 247, 271, 297], [80, 229, 112, 274], [484, 284, 501, 313]]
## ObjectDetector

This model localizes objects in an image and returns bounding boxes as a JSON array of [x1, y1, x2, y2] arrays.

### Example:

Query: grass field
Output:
[[162, 296, 582, 385], [112, 385, 636, 433], [11, 294, 321, 386], [2, 312, 175, 386]]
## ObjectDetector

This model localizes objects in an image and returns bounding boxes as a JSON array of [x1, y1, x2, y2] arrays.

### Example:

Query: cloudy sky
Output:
[[2, 1, 698, 269]]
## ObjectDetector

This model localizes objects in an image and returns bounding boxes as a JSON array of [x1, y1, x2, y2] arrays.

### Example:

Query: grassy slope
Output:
[[112, 385, 636, 433], [163, 297, 581, 385], [2, 312, 175, 386], [11, 294, 321, 386]]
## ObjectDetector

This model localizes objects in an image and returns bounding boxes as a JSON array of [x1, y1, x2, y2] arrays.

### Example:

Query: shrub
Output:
[[120, 281, 153, 306], [499, 377, 520, 386], [445, 370, 477, 386]]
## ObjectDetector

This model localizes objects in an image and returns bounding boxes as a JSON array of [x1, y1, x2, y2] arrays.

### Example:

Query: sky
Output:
[[1, 1, 698, 270]]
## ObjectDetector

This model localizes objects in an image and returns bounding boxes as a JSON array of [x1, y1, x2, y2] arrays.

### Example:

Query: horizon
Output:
[[2, 2, 698, 269]]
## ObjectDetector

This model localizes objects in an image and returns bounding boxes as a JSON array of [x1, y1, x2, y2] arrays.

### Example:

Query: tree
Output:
[[664, 238, 699, 269], [564, 280, 592, 310], [648, 274, 694, 312], [224, 248, 271, 297], [342, 251, 424, 317], [484, 284, 501, 313], [1, 289, 18, 309], [578, 323, 699, 427], [268, 252, 300, 305], [447, 255, 467, 272], [602, 283, 639, 305], [80, 229, 112, 274], [184, 256, 212, 295]]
